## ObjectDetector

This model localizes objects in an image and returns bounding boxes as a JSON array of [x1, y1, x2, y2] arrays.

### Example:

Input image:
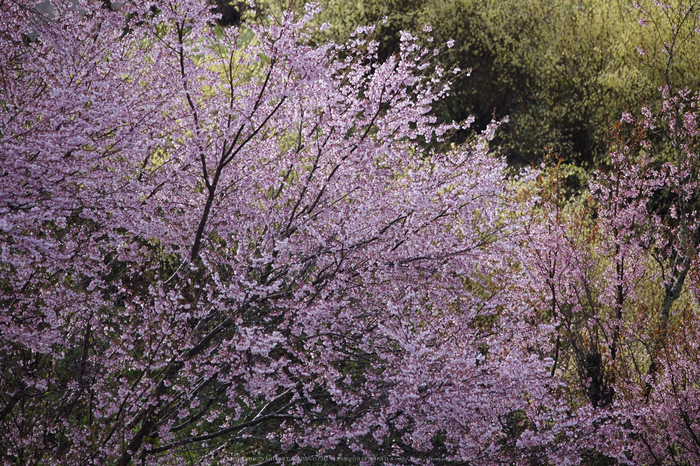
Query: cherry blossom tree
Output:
[[600, 4, 700, 462], [522, 73, 700, 466], [0, 1, 561, 464], [606, 89, 700, 466]]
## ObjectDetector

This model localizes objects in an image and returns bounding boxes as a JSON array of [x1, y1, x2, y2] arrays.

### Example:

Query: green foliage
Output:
[[248, 0, 700, 171]]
